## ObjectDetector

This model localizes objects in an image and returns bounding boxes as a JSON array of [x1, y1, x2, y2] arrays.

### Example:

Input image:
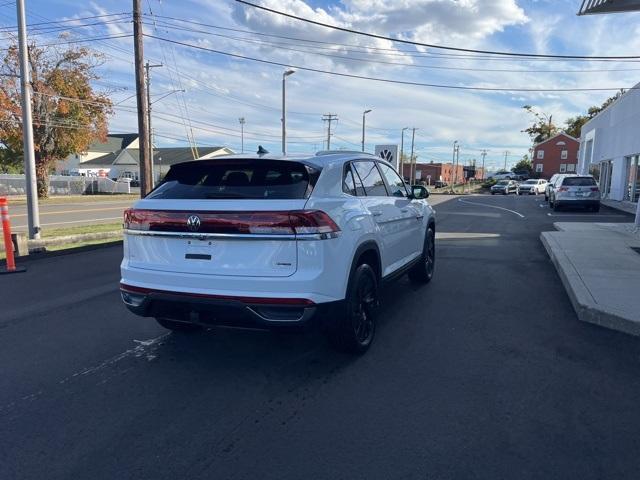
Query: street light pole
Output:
[[451, 141, 458, 193], [400, 127, 408, 176], [481, 149, 487, 181], [361, 109, 372, 152], [504, 150, 510, 171], [16, 0, 40, 239], [239, 117, 245, 153], [281, 69, 295, 155], [410, 127, 417, 184]]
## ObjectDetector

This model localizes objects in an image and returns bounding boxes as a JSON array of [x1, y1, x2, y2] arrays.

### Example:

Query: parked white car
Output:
[[120, 152, 436, 354], [518, 179, 547, 195], [549, 175, 601, 212], [546, 174, 577, 202]]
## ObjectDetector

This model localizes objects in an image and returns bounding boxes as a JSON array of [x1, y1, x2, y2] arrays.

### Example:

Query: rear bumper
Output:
[[120, 283, 342, 329], [555, 199, 600, 207]]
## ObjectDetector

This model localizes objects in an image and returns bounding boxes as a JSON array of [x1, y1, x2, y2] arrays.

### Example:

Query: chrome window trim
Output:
[[123, 229, 340, 241]]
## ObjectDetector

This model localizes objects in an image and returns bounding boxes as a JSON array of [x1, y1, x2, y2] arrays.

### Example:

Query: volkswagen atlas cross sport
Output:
[[120, 151, 436, 354]]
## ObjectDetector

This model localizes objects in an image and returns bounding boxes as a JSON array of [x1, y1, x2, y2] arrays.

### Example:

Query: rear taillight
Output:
[[123, 209, 340, 237], [558, 187, 569, 192], [591, 187, 600, 192]]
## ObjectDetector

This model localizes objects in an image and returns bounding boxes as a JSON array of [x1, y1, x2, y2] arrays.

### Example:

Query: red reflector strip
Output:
[[119, 283, 315, 306]]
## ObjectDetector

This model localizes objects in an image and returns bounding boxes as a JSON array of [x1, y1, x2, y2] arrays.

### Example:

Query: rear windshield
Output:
[[562, 177, 596, 186], [147, 160, 319, 200]]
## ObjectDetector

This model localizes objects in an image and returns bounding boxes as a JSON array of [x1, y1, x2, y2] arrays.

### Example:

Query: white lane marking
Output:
[[546, 213, 625, 218], [11, 206, 127, 218], [436, 232, 501, 240], [457, 198, 525, 218]]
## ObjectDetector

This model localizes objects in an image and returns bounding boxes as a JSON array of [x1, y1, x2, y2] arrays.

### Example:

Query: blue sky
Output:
[[2, 0, 640, 170]]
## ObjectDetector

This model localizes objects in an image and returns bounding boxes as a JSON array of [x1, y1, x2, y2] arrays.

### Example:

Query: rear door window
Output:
[[378, 163, 408, 197], [563, 177, 597, 186], [147, 160, 318, 199], [353, 161, 388, 196]]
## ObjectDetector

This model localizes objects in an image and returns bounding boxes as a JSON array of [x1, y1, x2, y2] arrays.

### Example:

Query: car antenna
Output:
[[257, 145, 269, 156]]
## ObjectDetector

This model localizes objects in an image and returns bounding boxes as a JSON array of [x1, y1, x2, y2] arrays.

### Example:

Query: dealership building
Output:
[[578, 83, 640, 213]]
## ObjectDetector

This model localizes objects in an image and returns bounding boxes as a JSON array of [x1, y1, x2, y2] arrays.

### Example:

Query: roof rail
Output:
[[315, 150, 377, 156]]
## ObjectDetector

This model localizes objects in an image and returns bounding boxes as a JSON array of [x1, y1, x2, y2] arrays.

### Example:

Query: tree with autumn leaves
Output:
[[0, 42, 112, 197]]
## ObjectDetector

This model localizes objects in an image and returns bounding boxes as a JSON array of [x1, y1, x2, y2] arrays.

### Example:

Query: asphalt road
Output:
[[9, 199, 135, 231], [2, 194, 639, 480]]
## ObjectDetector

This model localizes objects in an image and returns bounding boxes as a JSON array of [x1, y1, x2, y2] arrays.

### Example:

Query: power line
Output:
[[0, 12, 130, 30], [144, 34, 637, 93], [146, 19, 640, 74], [235, 0, 640, 60]]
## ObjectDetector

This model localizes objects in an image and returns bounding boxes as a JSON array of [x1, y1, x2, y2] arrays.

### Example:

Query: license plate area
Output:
[[185, 239, 214, 260]]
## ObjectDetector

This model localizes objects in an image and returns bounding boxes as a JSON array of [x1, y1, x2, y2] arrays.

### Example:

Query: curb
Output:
[[540, 231, 640, 336]]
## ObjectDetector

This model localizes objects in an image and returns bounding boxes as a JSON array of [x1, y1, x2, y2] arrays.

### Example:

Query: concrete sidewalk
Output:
[[541, 222, 640, 335]]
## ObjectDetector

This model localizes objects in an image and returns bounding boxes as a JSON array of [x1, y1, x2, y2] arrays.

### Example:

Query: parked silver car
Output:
[[518, 179, 547, 195], [549, 175, 601, 212], [545, 173, 577, 202]]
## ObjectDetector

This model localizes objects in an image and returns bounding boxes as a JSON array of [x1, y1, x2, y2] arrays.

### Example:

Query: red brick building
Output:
[[532, 133, 579, 178], [402, 162, 485, 184]]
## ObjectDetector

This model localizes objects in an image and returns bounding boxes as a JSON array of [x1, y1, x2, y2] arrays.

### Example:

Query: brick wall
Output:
[[532, 133, 579, 178]]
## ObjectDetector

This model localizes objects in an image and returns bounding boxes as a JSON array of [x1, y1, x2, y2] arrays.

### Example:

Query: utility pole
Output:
[[133, 0, 151, 196], [400, 127, 408, 177], [144, 61, 162, 186], [16, 0, 40, 239], [410, 127, 417, 184], [239, 117, 245, 153], [322, 114, 338, 150], [504, 150, 510, 171], [481, 149, 487, 180]]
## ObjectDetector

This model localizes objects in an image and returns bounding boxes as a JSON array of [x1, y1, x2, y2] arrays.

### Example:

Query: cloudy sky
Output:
[[2, 0, 640, 170]]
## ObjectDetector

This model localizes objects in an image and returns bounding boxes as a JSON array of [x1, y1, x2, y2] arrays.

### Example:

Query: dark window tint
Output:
[[353, 161, 388, 196], [378, 163, 408, 197], [147, 160, 317, 199], [342, 164, 357, 196], [563, 177, 596, 186]]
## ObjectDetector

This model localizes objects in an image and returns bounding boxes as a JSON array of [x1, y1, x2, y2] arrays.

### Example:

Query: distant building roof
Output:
[[85, 133, 138, 154], [533, 132, 578, 149], [80, 146, 232, 167]]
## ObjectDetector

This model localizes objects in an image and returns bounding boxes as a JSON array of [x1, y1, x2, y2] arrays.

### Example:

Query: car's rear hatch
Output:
[[124, 158, 330, 278], [558, 176, 599, 199]]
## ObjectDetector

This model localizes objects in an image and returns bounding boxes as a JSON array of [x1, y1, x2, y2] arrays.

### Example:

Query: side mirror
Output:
[[411, 185, 429, 199]]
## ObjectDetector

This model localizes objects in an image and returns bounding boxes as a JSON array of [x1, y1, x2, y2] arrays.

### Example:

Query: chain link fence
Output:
[[0, 174, 131, 196]]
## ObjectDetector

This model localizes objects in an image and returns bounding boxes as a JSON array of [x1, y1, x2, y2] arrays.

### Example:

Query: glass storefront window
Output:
[[626, 155, 640, 203]]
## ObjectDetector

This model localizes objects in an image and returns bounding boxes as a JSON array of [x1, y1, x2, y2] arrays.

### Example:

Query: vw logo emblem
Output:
[[186, 215, 201, 232]]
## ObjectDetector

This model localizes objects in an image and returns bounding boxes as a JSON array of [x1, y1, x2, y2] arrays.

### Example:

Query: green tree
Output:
[[511, 155, 532, 174], [0, 41, 113, 197], [522, 105, 559, 144], [0, 146, 22, 173]]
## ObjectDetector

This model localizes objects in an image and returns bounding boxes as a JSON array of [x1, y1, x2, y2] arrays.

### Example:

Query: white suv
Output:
[[120, 152, 436, 353]]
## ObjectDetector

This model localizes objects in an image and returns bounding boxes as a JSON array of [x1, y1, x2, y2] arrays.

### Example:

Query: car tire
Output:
[[409, 226, 435, 284], [328, 264, 378, 354], [544, 194, 548, 201], [155, 317, 202, 332], [553, 201, 561, 212], [491, 192, 495, 195], [592, 204, 600, 212]]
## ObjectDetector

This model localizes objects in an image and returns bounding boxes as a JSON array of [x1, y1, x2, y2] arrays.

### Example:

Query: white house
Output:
[[56, 133, 234, 182], [578, 85, 640, 209]]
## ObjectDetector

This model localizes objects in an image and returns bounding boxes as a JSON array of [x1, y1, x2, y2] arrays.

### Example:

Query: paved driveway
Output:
[[1, 194, 638, 480]]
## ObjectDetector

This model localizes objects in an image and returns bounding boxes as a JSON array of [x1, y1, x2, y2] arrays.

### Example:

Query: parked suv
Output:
[[120, 152, 436, 354], [518, 178, 547, 195], [549, 175, 601, 211]]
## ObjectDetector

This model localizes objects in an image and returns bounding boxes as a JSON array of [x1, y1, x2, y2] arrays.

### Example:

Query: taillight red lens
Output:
[[123, 209, 339, 236], [591, 187, 600, 192], [289, 210, 340, 234], [558, 187, 569, 192]]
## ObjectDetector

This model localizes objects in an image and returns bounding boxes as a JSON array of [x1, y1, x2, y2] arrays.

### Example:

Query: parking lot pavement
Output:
[[2, 194, 640, 480]]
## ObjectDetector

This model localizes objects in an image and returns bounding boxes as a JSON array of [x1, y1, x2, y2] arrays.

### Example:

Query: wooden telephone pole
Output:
[[133, 0, 152, 196]]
